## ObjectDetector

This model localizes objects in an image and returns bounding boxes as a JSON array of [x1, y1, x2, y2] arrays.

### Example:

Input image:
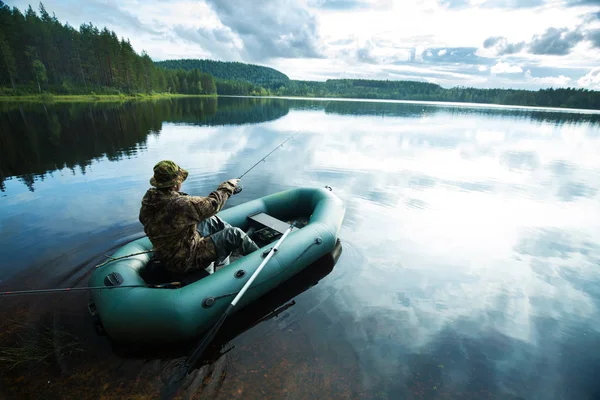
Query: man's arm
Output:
[[187, 179, 238, 221]]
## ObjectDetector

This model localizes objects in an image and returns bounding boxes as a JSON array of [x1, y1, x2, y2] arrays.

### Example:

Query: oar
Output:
[[183, 221, 296, 374]]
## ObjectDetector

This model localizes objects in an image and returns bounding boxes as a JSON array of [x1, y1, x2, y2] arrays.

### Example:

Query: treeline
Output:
[[269, 79, 600, 110], [156, 59, 289, 88], [0, 2, 216, 95]]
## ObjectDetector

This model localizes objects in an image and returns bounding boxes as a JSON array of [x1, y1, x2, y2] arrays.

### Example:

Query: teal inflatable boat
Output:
[[87, 187, 345, 343]]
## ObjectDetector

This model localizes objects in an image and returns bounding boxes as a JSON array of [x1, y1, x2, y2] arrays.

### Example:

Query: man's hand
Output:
[[227, 178, 240, 187]]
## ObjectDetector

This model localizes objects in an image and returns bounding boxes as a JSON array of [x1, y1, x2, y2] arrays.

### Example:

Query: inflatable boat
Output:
[[87, 186, 345, 343]]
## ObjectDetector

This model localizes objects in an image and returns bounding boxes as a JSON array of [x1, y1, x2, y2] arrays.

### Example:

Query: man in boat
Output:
[[139, 160, 260, 277]]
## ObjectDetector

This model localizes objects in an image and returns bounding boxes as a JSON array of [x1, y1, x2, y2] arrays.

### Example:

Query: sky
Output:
[[8, 0, 600, 90]]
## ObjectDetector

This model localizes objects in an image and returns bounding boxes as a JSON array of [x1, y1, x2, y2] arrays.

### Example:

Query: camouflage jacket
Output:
[[139, 180, 236, 273]]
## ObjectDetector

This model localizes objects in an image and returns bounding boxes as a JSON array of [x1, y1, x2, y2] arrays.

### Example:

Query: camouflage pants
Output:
[[198, 216, 260, 264]]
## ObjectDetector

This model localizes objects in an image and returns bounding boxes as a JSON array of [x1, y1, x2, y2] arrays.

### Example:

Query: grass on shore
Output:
[[0, 93, 217, 103]]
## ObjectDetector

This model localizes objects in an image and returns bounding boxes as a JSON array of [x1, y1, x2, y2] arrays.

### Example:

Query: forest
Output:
[[155, 59, 289, 88], [0, 2, 216, 95], [1, 2, 599, 110]]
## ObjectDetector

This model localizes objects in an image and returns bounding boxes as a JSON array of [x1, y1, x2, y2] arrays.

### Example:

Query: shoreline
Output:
[[0, 93, 599, 112], [0, 93, 217, 103], [223, 95, 600, 114]]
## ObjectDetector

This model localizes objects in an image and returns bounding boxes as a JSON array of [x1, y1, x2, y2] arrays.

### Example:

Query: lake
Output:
[[1, 97, 599, 399]]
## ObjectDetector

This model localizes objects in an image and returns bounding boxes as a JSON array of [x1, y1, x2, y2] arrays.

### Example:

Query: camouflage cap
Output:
[[150, 160, 189, 189]]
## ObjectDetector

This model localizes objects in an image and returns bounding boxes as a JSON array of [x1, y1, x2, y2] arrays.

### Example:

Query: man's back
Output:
[[139, 160, 238, 273], [139, 188, 199, 262], [139, 186, 236, 273]]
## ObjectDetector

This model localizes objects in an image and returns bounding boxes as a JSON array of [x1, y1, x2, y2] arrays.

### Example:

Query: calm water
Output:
[[1, 97, 600, 399]]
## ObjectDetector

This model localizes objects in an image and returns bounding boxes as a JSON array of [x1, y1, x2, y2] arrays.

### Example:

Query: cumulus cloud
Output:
[[481, 26, 589, 58], [204, 0, 323, 60], [356, 43, 379, 63], [483, 36, 501, 47], [529, 27, 584, 55], [308, 0, 387, 9], [564, 0, 600, 6], [484, 0, 546, 7], [172, 25, 244, 61], [587, 29, 600, 47], [421, 47, 492, 65], [577, 67, 600, 89], [491, 61, 523, 74], [482, 36, 526, 56], [525, 70, 572, 87]]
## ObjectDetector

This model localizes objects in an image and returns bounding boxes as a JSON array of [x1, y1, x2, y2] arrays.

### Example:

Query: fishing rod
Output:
[[0, 281, 181, 297], [238, 134, 296, 179], [233, 133, 296, 194]]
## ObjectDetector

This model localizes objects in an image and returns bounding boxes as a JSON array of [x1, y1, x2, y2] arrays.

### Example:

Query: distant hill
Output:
[[155, 59, 290, 88]]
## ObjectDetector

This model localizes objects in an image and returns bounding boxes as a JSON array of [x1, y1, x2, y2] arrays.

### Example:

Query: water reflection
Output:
[[1, 97, 600, 399], [0, 98, 289, 191]]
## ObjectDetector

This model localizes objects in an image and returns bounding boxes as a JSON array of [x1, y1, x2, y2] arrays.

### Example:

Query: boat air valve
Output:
[[235, 270, 246, 278], [314, 237, 323, 245], [202, 297, 216, 308]]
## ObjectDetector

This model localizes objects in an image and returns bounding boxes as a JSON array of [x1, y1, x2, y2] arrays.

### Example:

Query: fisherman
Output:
[[139, 160, 260, 277]]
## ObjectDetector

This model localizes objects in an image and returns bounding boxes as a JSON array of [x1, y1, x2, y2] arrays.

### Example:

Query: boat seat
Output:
[[247, 212, 298, 235]]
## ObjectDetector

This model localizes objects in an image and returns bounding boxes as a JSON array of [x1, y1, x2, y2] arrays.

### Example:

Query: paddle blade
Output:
[[185, 304, 233, 374]]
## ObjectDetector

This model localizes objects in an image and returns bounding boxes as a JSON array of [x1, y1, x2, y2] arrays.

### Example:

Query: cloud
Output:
[[329, 38, 355, 46], [564, 0, 600, 6], [10, 0, 161, 37], [529, 27, 584, 55], [484, 0, 546, 7], [439, 0, 471, 8], [481, 25, 595, 59], [577, 67, 600, 89], [204, 0, 323, 60], [491, 61, 523, 74], [482, 36, 526, 55], [441, 0, 545, 8], [421, 47, 492, 65], [356, 44, 379, 63], [525, 70, 572, 87], [483, 36, 502, 48], [172, 25, 243, 61], [308, 0, 383, 9], [587, 29, 600, 47]]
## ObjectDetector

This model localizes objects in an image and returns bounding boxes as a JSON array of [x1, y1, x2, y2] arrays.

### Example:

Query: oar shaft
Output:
[[231, 224, 294, 306]]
